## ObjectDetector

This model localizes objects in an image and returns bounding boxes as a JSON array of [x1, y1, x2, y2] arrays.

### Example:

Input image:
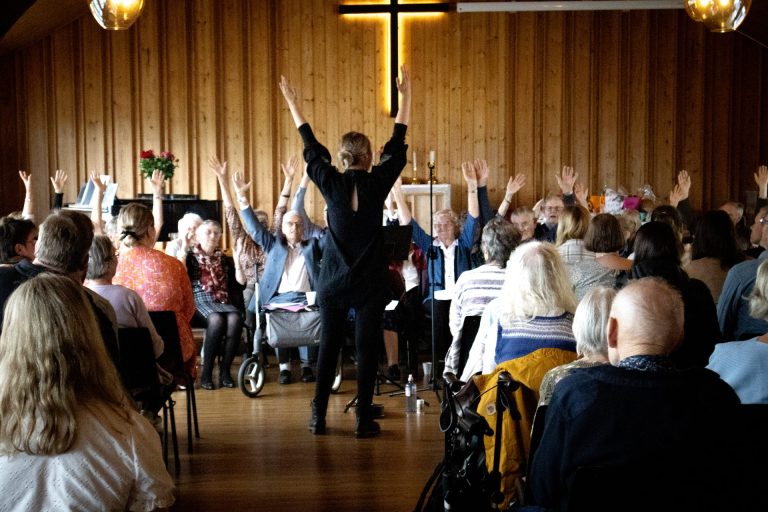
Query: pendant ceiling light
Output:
[[683, 0, 752, 33], [89, 0, 145, 30]]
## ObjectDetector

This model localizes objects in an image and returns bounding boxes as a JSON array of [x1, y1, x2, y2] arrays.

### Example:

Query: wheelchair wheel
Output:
[[331, 351, 343, 394], [238, 354, 265, 398]]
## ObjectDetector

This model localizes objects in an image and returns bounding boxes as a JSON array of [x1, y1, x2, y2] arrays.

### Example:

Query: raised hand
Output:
[[556, 165, 578, 195], [18, 171, 31, 191], [754, 165, 768, 199], [676, 169, 691, 200], [506, 174, 526, 197], [668, 184, 684, 208], [208, 156, 228, 179], [231, 170, 252, 198], [50, 169, 68, 194], [149, 169, 165, 195], [461, 161, 478, 185], [279, 75, 299, 107], [395, 65, 410, 97], [90, 171, 107, 194], [281, 156, 299, 181], [474, 158, 490, 187]]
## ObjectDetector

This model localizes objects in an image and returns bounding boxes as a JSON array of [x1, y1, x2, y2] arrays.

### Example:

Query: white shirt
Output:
[[277, 243, 311, 294], [0, 401, 175, 511], [434, 239, 458, 301]]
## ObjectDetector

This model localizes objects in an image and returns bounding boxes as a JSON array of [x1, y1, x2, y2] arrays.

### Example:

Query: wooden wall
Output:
[[1, 0, 767, 229]]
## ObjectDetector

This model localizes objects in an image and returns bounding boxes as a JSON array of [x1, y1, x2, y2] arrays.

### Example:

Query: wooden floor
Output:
[[168, 358, 443, 511]]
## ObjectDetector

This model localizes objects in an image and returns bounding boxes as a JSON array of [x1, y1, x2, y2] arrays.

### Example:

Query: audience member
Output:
[[555, 205, 592, 265], [0, 217, 36, 265], [684, 209, 745, 303], [708, 258, 768, 404], [185, 220, 244, 390], [114, 203, 197, 377], [0, 210, 120, 369], [616, 209, 641, 257], [392, 159, 485, 372], [443, 217, 520, 377], [0, 274, 175, 510], [719, 200, 750, 253], [527, 278, 740, 511], [234, 172, 322, 385], [567, 213, 630, 301], [460, 241, 577, 507], [461, 241, 577, 380], [538, 286, 614, 406], [630, 221, 721, 368], [533, 166, 578, 242], [165, 212, 203, 262], [509, 206, 536, 243]]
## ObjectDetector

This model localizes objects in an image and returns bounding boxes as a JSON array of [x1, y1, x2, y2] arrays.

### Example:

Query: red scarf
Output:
[[193, 244, 228, 303]]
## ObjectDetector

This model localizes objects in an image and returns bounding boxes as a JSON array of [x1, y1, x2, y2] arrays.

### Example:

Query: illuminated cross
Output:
[[338, 0, 453, 117]]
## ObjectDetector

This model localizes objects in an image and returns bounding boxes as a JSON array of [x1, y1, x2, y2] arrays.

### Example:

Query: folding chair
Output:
[[117, 327, 176, 468], [148, 311, 200, 455]]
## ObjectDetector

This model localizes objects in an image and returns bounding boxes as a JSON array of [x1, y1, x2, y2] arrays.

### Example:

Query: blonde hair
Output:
[[498, 241, 577, 322], [555, 205, 591, 246], [749, 259, 768, 320], [337, 131, 372, 170], [0, 274, 128, 455], [117, 203, 154, 247]]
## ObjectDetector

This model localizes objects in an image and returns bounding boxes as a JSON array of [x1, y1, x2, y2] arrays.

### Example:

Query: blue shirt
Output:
[[717, 250, 768, 340]]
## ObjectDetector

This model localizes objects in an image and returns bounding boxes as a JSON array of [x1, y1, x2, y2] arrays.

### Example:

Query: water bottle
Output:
[[405, 374, 417, 413]]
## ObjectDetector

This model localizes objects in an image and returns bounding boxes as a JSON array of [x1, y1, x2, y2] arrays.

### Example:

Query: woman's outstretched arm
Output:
[[280, 76, 307, 128]]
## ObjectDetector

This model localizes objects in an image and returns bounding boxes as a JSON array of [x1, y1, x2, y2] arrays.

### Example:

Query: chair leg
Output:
[[162, 403, 169, 468], [188, 375, 200, 438], [168, 398, 180, 470], [186, 385, 193, 453]]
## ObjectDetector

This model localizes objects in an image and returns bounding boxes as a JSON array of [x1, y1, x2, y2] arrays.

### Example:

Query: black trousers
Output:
[[314, 298, 385, 418], [424, 298, 451, 374]]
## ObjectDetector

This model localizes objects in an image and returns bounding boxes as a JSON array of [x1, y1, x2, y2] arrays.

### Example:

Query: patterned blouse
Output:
[[224, 205, 285, 286], [114, 246, 196, 367]]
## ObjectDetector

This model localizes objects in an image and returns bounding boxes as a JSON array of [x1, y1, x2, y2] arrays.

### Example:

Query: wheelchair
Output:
[[238, 294, 343, 398]]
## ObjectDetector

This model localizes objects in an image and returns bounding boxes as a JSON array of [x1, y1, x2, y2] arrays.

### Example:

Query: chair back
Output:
[[117, 327, 161, 406], [457, 315, 482, 376], [148, 311, 186, 381]]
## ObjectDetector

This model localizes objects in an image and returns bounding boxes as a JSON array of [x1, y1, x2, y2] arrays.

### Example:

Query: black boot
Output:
[[218, 336, 238, 388], [309, 399, 326, 435], [200, 351, 215, 390], [355, 405, 381, 438]]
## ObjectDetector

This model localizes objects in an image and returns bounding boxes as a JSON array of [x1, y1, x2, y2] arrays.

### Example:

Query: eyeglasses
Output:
[[760, 217, 768, 225], [544, 206, 563, 212]]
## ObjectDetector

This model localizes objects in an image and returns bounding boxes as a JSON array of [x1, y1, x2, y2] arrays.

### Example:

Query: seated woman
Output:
[[555, 205, 593, 266], [0, 216, 37, 266], [459, 241, 578, 507], [568, 213, 631, 301], [708, 258, 768, 404], [165, 212, 203, 262], [509, 206, 537, 243], [538, 286, 615, 406], [684, 209, 745, 303], [461, 241, 578, 380], [186, 220, 243, 390], [629, 221, 721, 368], [114, 203, 197, 378], [0, 274, 175, 510], [85, 235, 171, 392]]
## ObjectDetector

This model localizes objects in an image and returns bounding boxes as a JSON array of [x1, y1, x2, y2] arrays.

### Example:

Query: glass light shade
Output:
[[89, 0, 145, 30], [684, 0, 752, 32]]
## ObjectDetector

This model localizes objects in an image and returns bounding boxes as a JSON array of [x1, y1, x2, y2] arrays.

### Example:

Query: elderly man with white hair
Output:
[[527, 277, 741, 511]]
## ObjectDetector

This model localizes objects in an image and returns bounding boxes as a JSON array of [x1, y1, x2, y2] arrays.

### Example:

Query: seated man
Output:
[[527, 278, 741, 511], [235, 172, 323, 384]]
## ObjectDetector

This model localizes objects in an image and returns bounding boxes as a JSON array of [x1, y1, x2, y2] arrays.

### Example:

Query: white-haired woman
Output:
[[707, 258, 768, 404], [538, 286, 615, 406], [165, 212, 203, 261], [0, 274, 175, 510], [461, 242, 578, 381]]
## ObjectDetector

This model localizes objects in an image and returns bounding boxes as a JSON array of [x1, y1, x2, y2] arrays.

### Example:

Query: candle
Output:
[[429, 150, 435, 164], [413, 151, 417, 170]]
